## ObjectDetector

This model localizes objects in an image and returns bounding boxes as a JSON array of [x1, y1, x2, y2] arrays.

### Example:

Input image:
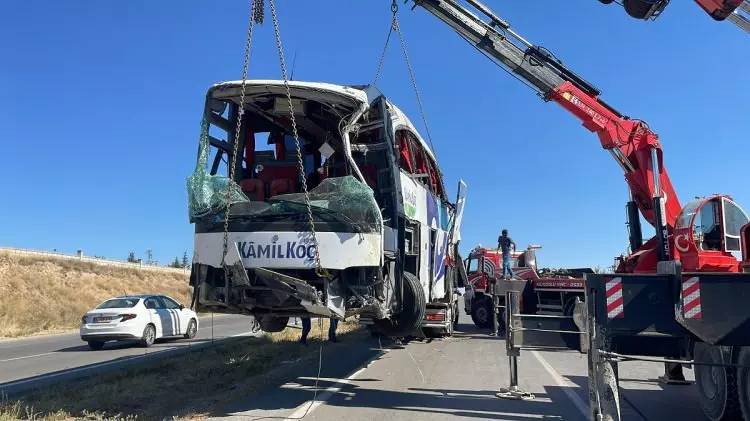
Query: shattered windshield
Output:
[[187, 118, 249, 222], [230, 176, 382, 232]]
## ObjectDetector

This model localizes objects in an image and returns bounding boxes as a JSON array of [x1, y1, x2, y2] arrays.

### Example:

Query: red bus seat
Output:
[[240, 179, 265, 201], [270, 178, 295, 196]]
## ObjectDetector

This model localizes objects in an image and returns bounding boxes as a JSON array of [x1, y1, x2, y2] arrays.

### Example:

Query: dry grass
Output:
[[0, 251, 190, 338], [0, 320, 362, 420]]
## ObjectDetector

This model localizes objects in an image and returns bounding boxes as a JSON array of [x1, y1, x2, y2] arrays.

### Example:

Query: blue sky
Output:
[[1, 1, 748, 268]]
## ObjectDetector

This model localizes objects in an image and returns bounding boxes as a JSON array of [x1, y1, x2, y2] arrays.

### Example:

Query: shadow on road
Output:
[[216, 375, 569, 420], [211, 326, 579, 421]]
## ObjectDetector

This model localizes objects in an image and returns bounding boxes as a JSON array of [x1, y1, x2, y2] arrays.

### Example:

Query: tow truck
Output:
[[407, 0, 750, 419], [464, 245, 592, 328]]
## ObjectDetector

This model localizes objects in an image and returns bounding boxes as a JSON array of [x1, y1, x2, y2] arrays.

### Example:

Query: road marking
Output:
[[284, 351, 383, 420], [530, 350, 589, 418], [0, 330, 257, 391], [0, 352, 55, 363], [0, 320, 254, 364]]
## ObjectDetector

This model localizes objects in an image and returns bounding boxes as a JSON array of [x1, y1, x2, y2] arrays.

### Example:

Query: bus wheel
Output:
[[374, 272, 426, 337], [259, 316, 290, 333], [695, 342, 741, 421]]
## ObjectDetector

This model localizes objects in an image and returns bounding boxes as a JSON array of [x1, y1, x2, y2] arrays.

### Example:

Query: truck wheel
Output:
[[423, 327, 443, 338], [470, 297, 492, 329], [259, 316, 290, 333], [695, 342, 741, 421], [374, 272, 426, 337], [623, 0, 659, 19], [735, 347, 750, 420]]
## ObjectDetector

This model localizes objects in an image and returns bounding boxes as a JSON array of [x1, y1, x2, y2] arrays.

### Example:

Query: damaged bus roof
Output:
[[207, 79, 436, 161]]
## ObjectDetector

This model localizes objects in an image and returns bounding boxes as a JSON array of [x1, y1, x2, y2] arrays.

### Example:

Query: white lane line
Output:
[[0, 324, 255, 364], [0, 352, 55, 363], [284, 351, 382, 420], [1, 330, 257, 389], [530, 350, 589, 418]]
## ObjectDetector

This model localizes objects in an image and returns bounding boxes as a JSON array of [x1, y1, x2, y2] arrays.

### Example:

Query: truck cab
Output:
[[463, 245, 591, 328]]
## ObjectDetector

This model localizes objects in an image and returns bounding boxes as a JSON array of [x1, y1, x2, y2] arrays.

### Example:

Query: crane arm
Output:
[[411, 0, 682, 248]]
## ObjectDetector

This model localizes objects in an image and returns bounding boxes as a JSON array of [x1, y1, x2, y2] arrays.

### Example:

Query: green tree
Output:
[[182, 251, 190, 268], [169, 256, 181, 268], [127, 251, 138, 263]]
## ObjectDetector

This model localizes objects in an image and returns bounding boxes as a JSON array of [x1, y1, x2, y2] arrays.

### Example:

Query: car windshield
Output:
[[96, 298, 139, 309]]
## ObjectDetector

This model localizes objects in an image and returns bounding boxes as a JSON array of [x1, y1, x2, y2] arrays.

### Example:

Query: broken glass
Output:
[[187, 118, 249, 222], [272, 176, 383, 233]]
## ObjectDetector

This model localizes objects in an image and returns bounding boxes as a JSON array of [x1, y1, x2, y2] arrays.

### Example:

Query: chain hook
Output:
[[391, 0, 398, 14]]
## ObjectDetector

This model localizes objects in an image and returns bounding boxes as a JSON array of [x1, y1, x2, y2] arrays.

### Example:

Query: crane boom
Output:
[[411, 0, 683, 269]]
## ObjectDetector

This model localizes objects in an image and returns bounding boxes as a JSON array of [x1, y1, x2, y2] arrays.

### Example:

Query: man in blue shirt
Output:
[[497, 229, 516, 279]]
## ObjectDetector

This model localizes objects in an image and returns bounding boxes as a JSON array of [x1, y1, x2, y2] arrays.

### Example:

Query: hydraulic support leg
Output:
[[586, 288, 621, 421], [497, 291, 535, 400]]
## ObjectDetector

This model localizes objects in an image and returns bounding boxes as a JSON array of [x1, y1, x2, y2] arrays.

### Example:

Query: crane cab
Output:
[[673, 195, 749, 272]]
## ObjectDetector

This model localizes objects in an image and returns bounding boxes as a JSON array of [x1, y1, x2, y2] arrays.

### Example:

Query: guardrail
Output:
[[0, 247, 188, 275]]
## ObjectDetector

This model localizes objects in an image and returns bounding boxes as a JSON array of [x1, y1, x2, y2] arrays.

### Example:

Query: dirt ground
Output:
[[0, 251, 190, 338]]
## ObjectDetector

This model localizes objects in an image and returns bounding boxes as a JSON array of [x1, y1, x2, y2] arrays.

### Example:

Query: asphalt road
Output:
[[0, 314, 258, 392], [212, 312, 705, 421], [0, 312, 707, 419]]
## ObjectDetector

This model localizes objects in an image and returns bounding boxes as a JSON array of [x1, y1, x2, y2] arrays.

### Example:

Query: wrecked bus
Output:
[[187, 80, 467, 337]]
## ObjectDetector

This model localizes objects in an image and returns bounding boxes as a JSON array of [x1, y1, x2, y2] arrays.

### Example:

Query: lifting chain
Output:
[[373, 0, 399, 85], [268, 0, 329, 279], [373, 0, 439, 162], [222, 0, 262, 268]]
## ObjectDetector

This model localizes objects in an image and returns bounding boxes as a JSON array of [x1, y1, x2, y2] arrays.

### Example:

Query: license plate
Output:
[[93, 317, 111, 323]]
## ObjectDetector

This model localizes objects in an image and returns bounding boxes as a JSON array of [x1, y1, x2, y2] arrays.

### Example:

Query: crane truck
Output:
[[407, 0, 750, 419], [464, 245, 592, 328]]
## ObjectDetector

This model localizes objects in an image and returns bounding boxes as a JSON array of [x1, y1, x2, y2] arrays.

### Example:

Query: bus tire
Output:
[[374, 272, 426, 337], [259, 316, 289, 333]]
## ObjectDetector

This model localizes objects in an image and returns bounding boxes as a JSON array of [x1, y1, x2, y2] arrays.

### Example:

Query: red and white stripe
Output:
[[606, 277, 624, 319], [682, 276, 702, 320]]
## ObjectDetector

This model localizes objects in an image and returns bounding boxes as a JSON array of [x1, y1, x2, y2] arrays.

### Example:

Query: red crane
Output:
[[410, 0, 749, 273]]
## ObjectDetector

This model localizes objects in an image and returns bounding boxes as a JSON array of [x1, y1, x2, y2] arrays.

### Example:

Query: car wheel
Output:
[[87, 341, 105, 351], [183, 319, 197, 339], [141, 324, 156, 348]]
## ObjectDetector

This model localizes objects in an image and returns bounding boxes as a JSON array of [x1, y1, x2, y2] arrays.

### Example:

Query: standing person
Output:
[[497, 229, 516, 279], [299, 316, 312, 345], [299, 316, 339, 344], [328, 318, 339, 343]]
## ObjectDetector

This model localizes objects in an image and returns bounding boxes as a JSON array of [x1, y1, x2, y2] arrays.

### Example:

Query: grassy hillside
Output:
[[0, 250, 190, 338]]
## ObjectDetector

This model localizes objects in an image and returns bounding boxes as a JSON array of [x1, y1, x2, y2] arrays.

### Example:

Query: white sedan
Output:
[[80, 295, 198, 350]]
